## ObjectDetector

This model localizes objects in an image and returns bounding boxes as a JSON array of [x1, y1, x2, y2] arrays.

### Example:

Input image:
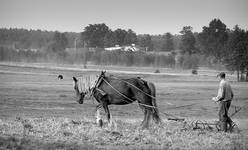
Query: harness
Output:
[[85, 72, 246, 126], [110, 76, 173, 106], [81, 72, 247, 132], [90, 72, 157, 109], [110, 76, 156, 99]]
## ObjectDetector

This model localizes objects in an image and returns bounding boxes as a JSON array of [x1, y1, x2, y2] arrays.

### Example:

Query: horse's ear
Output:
[[101, 71, 106, 76], [72, 77, 78, 82]]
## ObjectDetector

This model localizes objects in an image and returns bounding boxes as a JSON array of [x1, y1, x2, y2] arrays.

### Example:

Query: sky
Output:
[[0, 0, 247, 35]]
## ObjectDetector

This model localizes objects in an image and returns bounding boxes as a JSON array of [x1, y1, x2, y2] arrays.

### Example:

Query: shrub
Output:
[[192, 69, 198, 75], [154, 69, 160, 73], [181, 54, 200, 70]]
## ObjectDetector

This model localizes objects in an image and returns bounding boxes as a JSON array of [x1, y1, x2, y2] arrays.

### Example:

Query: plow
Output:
[[183, 120, 237, 132], [164, 105, 244, 132]]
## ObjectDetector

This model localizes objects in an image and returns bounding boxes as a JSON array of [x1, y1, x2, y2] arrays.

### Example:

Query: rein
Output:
[[80, 72, 180, 119], [101, 77, 156, 109], [81, 73, 247, 128], [83, 73, 171, 107], [111, 76, 156, 99], [99, 76, 187, 120], [109, 75, 173, 106]]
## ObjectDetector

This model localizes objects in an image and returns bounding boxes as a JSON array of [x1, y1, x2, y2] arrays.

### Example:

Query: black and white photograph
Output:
[[0, 0, 248, 149]]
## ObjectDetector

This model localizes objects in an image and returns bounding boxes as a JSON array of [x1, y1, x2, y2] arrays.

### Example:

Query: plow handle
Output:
[[168, 118, 185, 121]]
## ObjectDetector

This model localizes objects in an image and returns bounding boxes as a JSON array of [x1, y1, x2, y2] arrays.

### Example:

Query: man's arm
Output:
[[215, 84, 225, 102]]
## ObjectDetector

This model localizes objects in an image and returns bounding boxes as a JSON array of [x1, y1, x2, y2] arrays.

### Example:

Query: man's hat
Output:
[[217, 72, 225, 78]]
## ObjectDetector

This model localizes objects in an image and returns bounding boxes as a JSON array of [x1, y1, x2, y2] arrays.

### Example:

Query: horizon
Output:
[[0, 0, 248, 35]]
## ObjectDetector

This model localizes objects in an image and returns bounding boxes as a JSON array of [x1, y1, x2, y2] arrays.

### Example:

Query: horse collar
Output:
[[94, 73, 105, 89]]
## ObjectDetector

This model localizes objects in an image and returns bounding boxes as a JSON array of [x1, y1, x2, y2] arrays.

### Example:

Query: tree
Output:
[[198, 19, 228, 62], [124, 29, 138, 45], [162, 32, 174, 51], [138, 34, 153, 51], [150, 35, 163, 51], [179, 26, 196, 54], [224, 25, 248, 81], [113, 29, 127, 46], [53, 31, 68, 50], [46, 31, 68, 60], [83, 23, 111, 48], [103, 31, 116, 47]]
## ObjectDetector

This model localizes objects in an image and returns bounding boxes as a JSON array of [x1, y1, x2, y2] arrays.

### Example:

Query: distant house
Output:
[[104, 44, 139, 52], [30, 48, 38, 52], [123, 44, 139, 52], [15, 48, 38, 53], [104, 45, 123, 51]]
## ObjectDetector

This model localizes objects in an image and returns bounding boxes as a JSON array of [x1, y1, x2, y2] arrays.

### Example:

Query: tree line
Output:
[[0, 18, 248, 81]]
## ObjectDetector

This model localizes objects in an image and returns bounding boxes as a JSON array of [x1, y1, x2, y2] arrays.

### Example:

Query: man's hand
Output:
[[212, 97, 218, 102]]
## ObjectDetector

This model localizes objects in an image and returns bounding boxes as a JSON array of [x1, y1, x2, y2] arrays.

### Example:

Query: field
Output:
[[0, 62, 248, 150]]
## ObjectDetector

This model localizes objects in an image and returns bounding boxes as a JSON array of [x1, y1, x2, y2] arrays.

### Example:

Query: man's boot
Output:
[[220, 121, 227, 132], [227, 117, 234, 132]]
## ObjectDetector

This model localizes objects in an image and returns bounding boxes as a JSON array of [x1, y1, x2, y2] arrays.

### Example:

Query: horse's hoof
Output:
[[140, 121, 145, 127], [142, 124, 149, 129], [98, 119, 103, 128], [155, 120, 162, 125], [108, 122, 112, 128]]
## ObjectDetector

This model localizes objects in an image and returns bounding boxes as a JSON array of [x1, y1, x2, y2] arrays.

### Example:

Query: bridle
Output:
[[78, 71, 106, 98], [89, 71, 105, 95]]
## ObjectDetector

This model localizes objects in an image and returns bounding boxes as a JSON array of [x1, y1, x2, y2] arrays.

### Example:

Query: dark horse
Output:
[[73, 71, 161, 128]]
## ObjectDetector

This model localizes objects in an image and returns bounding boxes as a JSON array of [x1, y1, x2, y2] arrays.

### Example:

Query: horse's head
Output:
[[72, 77, 87, 104], [72, 72, 105, 104]]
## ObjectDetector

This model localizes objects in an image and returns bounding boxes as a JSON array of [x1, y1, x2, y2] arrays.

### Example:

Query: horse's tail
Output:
[[147, 82, 161, 124]]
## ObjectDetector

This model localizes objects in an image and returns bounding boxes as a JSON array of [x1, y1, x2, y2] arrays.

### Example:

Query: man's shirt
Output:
[[216, 79, 234, 101]]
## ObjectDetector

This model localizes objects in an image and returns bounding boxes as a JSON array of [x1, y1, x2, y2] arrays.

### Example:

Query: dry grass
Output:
[[0, 62, 248, 149], [0, 117, 248, 150]]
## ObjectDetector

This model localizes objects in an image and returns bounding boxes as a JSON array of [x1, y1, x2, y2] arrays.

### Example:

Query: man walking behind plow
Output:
[[212, 72, 234, 132]]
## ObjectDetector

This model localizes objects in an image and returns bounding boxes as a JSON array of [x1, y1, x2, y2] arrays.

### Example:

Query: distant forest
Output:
[[0, 18, 248, 81], [0, 28, 180, 52]]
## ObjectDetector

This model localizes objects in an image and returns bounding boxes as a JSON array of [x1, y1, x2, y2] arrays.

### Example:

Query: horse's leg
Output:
[[138, 101, 151, 129], [147, 82, 161, 124], [96, 104, 103, 127], [142, 108, 152, 129], [137, 98, 152, 128], [151, 98, 161, 124], [142, 109, 149, 129], [138, 103, 146, 127], [103, 104, 111, 125], [141, 109, 147, 127], [147, 109, 152, 127], [152, 107, 161, 124]]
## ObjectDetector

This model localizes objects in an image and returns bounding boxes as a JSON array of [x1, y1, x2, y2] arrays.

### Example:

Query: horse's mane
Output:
[[77, 75, 98, 93]]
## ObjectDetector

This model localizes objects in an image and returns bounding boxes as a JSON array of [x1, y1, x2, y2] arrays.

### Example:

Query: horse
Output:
[[72, 71, 161, 128]]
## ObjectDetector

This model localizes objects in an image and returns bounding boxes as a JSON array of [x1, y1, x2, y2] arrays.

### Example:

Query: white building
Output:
[[105, 44, 139, 52]]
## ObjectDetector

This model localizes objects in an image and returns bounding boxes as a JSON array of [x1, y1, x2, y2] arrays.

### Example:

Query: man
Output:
[[212, 72, 234, 132]]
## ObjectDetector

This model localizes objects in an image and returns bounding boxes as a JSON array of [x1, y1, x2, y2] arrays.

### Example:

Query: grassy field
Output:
[[0, 62, 248, 149]]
